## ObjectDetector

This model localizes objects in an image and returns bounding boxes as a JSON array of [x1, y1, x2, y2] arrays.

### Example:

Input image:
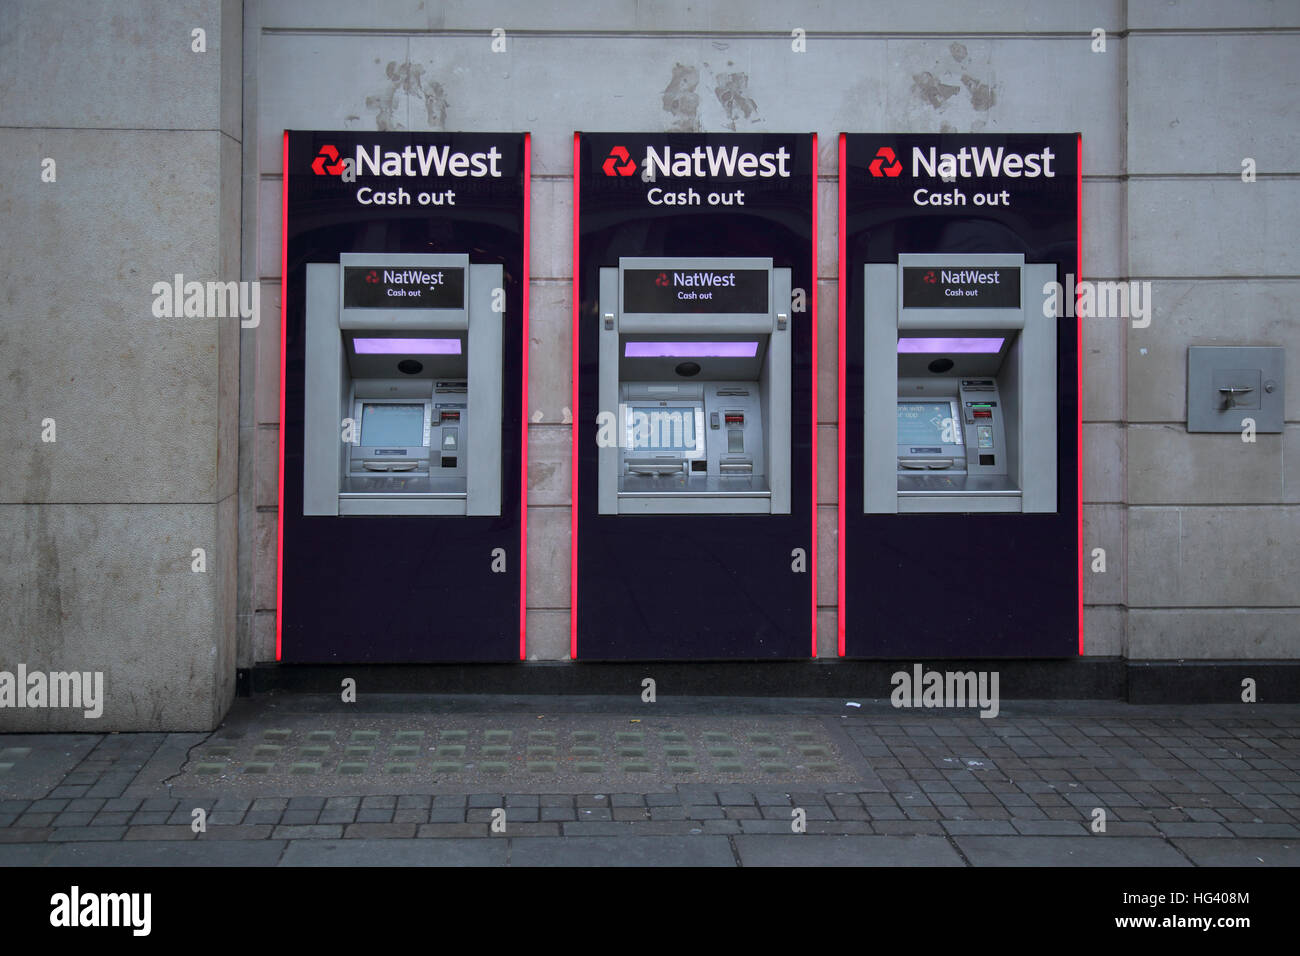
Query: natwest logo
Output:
[[672, 271, 736, 287], [312, 145, 347, 176], [939, 269, 1003, 285], [913, 145, 1055, 179], [602, 146, 637, 176], [315, 144, 503, 178], [868, 146, 902, 178], [358, 144, 502, 178], [382, 269, 446, 286], [642, 144, 790, 179]]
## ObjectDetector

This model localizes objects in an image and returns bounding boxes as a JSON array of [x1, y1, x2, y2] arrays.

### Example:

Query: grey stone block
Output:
[[1128, 282, 1300, 424], [279, 810, 320, 826], [524, 610, 568, 662], [0, 1, 230, 130], [1171, 838, 1300, 866], [1128, 428, 1283, 506], [1128, 35, 1300, 174], [735, 834, 962, 866], [280, 837, 504, 866], [955, 835, 1190, 866], [510, 835, 735, 867], [49, 826, 127, 841], [270, 825, 344, 840], [427, 808, 465, 824], [1128, 507, 1300, 609], [1130, 179, 1300, 278], [525, 507, 571, 609], [1128, 609, 1300, 660]]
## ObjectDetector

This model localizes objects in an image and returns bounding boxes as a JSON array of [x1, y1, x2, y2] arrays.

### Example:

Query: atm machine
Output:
[[302, 252, 502, 517], [864, 253, 1057, 514], [598, 256, 791, 515]]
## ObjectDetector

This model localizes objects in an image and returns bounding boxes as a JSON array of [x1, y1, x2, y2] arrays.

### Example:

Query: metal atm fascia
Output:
[[864, 253, 1057, 514], [303, 252, 502, 517], [598, 256, 791, 515]]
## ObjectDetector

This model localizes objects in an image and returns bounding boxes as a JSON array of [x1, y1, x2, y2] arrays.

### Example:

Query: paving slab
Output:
[[34, 840, 288, 866], [169, 714, 859, 798], [954, 835, 1192, 867], [507, 835, 735, 867], [0, 735, 101, 800], [279, 838, 506, 866], [734, 834, 963, 867], [1171, 838, 1300, 866], [1, 697, 1297, 867]]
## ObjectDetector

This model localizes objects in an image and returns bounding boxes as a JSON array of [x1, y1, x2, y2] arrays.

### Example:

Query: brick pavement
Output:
[[1, 697, 1297, 866]]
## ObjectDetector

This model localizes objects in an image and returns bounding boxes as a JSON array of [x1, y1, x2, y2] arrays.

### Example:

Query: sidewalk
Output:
[[1, 694, 1297, 866]]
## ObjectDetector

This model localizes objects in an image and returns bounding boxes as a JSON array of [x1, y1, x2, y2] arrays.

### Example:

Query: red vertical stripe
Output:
[[1076, 134, 1085, 656], [570, 134, 581, 660], [837, 133, 847, 658], [520, 134, 531, 660], [276, 131, 289, 662], [810, 134, 819, 658]]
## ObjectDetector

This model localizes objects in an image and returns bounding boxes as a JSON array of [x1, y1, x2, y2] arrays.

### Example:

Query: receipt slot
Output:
[[598, 257, 791, 515], [864, 254, 1057, 514], [303, 253, 502, 516]]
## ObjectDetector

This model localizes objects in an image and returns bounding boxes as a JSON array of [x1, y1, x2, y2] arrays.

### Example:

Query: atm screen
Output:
[[625, 405, 701, 453], [361, 403, 427, 446], [898, 401, 961, 447]]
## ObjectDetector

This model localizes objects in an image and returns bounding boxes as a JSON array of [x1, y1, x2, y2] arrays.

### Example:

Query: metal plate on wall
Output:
[[1187, 346, 1284, 433]]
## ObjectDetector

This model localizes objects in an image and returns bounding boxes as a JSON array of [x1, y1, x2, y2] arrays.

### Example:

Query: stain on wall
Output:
[[912, 71, 960, 109], [714, 71, 758, 130], [661, 63, 701, 131], [962, 74, 996, 111], [903, 40, 997, 130], [366, 60, 449, 130]]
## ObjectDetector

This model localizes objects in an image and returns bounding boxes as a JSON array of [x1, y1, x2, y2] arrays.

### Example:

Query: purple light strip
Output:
[[624, 341, 758, 358], [353, 337, 462, 355], [897, 337, 1005, 354]]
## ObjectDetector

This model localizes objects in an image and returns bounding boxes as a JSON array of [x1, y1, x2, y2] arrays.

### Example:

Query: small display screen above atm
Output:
[[343, 266, 465, 309], [623, 269, 768, 314], [902, 267, 1020, 309], [361, 403, 427, 446], [625, 405, 701, 452], [898, 402, 962, 447]]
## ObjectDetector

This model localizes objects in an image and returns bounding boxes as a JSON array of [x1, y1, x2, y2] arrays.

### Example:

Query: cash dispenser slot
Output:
[[302, 253, 503, 517]]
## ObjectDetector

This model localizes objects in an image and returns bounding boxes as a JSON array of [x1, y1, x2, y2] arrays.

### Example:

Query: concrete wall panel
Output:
[[1130, 180, 1300, 278], [1127, 280, 1300, 424], [0, 0, 225, 130], [1128, 506, 1300, 607], [0, 503, 227, 731], [0, 130, 230, 505], [1129, 34, 1300, 175]]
